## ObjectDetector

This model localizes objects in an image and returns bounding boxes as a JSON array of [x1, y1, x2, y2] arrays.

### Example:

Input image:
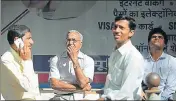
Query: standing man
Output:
[[98, 16, 144, 100], [49, 30, 95, 100], [143, 27, 176, 100], [0, 25, 40, 100]]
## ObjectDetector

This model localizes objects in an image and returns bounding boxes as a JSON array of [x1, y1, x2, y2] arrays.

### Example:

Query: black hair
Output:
[[148, 27, 168, 45], [7, 25, 30, 45], [114, 15, 136, 30]]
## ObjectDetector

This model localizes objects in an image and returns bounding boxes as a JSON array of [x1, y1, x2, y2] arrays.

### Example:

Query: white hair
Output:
[[67, 30, 83, 42]]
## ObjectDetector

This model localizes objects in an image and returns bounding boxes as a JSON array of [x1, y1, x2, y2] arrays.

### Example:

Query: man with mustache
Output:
[[49, 30, 95, 100], [97, 16, 144, 100], [142, 27, 176, 100], [1, 25, 40, 100]]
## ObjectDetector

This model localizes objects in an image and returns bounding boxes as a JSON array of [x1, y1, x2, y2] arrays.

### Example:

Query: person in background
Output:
[[142, 27, 176, 100]]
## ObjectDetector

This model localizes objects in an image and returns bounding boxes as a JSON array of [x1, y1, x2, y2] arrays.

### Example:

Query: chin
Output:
[[115, 39, 121, 43]]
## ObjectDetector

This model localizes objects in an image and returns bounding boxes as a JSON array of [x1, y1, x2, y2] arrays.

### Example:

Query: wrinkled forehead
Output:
[[67, 32, 81, 40], [22, 32, 32, 39]]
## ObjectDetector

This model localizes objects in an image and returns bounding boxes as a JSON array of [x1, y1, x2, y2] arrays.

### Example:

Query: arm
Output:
[[73, 57, 94, 89], [67, 46, 94, 88], [102, 56, 144, 100], [73, 61, 90, 88], [50, 78, 77, 91], [161, 58, 176, 100], [49, 56, 78, 91]]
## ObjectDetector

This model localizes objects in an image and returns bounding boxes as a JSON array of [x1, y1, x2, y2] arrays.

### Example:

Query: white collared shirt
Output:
[[0, 48, 40, 100], [49, 51, 94, 84], [102, 40, 144, 100]]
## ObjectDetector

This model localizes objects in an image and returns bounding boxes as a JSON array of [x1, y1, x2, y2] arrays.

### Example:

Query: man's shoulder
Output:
[[50, 55, 59, 62], [129, 46, 144, 60], [1, 51, 14, 62], [165, 53, 175, 60], [80, 52, 94, 62]]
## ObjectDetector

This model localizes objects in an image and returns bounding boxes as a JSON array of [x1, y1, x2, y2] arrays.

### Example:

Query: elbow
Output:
[[51, 83, 59, 90], [80, 78, 89, 88]]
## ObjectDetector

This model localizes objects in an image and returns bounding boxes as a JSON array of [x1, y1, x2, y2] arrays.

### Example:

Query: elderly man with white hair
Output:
[[49, 30, 95, 100]]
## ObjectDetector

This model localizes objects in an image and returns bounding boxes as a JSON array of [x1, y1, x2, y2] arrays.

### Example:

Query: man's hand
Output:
[[19, 44, 31, 60], [141, 90, 147, 100], [82, 83, 91, 91], [67, 45, 78, 64]]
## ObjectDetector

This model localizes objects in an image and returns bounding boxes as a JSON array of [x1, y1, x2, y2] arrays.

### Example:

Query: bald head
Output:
[[146, 73, 160, 88]]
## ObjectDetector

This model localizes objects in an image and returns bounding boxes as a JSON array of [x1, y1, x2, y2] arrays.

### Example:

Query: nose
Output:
[[112, 27, 120, 34], [30, 39, 34, 45]]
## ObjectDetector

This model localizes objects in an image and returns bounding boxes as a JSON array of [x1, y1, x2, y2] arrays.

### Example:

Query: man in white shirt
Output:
[[0, 25, 40, 100], [98, 16, 144, 100], [49, 30, 95, 100]]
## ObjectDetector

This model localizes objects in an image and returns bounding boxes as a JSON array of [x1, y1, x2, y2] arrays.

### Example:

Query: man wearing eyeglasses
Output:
[[49, 30, 95, 100], [142, 27, 176, 100]]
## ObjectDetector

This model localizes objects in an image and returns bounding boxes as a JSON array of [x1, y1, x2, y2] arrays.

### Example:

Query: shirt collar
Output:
[[116, 40, 133, 55], [61, 51, 84, 59], [146, 52, 166, 60], [10, 47, 22, 62]]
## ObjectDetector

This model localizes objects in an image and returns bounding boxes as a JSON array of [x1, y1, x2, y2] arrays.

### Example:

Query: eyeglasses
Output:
[[151, 35, 164, 39], [66, 38, 81, 43]]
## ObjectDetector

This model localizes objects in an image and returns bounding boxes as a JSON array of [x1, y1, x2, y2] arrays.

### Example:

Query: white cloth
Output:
[[101, 40, 144, 100], [1, 94, 5, 100], [49, 51, 94, 84], [0, 48, 40, 100]]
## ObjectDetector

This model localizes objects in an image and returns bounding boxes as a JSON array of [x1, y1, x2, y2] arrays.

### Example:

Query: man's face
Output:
[[112, 20, 134, 45], [22, 32, 34, 50], [66, 32, 82, 52], [149, 33, 165, 50]]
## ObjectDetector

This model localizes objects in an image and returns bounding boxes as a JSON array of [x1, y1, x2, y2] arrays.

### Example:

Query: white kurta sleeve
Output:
[[1, 58, 33, 92], [49, 56, 60, 80], [82, 56, 95, 82]]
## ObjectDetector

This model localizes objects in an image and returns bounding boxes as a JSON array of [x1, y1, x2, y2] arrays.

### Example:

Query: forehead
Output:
[[114, 20, 129, 27], [23, 32, 32, 38], [152, 33, 163, 36], [67, 32, 80, 39]]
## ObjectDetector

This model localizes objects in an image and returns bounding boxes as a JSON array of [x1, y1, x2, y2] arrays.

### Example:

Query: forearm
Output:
[[73, 61, 89, 88], [50, 78, 77, 91]]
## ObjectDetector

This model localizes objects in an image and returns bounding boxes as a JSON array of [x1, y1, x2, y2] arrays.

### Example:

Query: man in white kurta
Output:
[[0, 25, 40, 100], [49, 30, 95, 100], [99, 16, 144, 100]]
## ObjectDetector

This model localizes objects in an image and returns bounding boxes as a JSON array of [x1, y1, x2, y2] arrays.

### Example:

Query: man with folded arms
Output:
[[49, 30, 95, 100]]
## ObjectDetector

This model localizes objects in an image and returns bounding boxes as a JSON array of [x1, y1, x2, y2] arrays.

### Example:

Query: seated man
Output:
[[49, 30, 95, 100], [143, 27, 176, 100], [145, 73, 161, 100], [1, 25, 40, 100]]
